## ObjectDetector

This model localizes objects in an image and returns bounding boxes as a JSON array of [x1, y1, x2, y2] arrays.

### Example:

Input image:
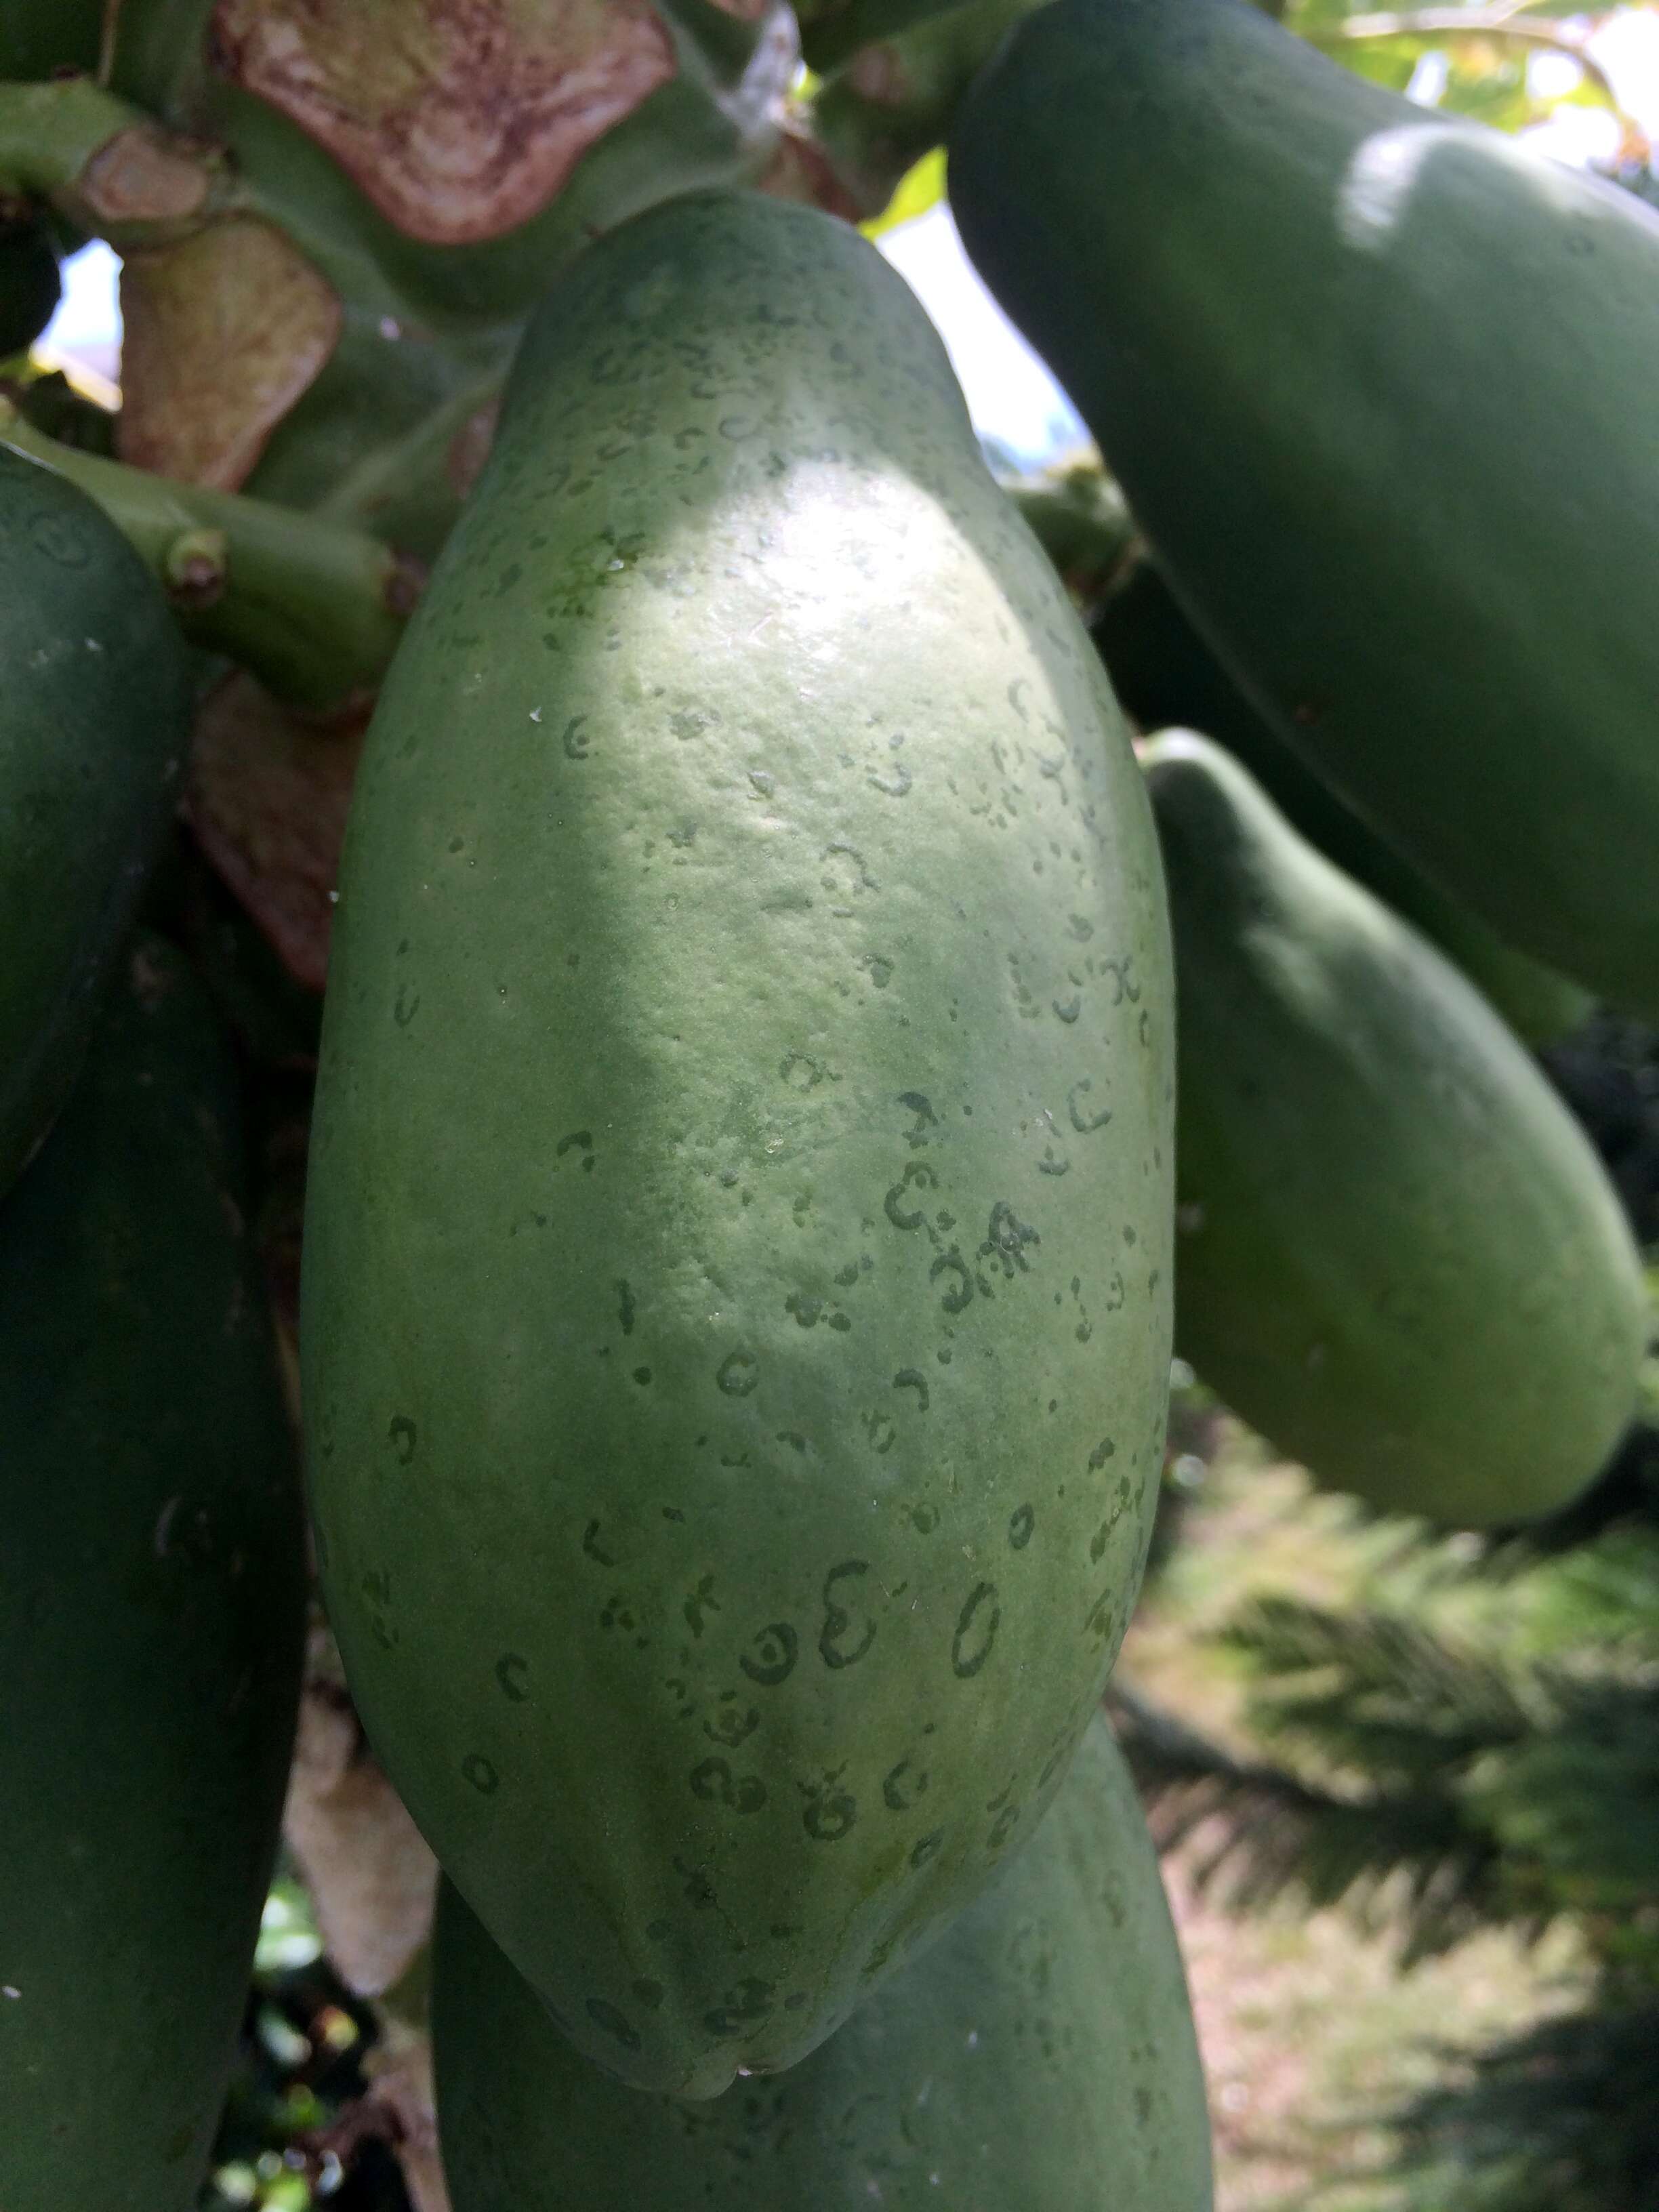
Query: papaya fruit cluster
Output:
[[0, 0, 1652, 2203]]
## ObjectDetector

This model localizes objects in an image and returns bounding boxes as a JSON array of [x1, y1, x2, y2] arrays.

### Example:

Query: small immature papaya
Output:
[[1092, 558, 1594, 1046], [1006, 456, 1136, 616], [1144, 733, 1645, 1527], [304, 190, 1174, 2099], [0, 936, 307, 2212], [951, 0, 1659, 1014], [434, 1715, 1213, 2211], [0, 443, 190, 1193]]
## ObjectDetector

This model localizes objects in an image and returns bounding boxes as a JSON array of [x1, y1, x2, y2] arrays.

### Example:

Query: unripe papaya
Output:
[[1144, 732, 1645, 1527], [813, 0, 1051, 220], [1092, 559, 1594, 1046], [0, 935, 307, 2212], [1006, 457, 1136, 615], [304, 190, 1173, 2099], [434, 1714, 1212, 2210], [951, 0, 1659, 1015], [0, 445, 190, 1193]]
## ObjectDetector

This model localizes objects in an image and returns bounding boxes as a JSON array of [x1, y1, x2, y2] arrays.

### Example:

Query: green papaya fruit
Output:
[[1143, 731, 1645, 1527], [797, 0, 973, 78], [0, 206, 60, 360], [0, 444, 191, 1192], [434, 1714, 1213, 2211], [304, 190, 1174, 2100], [0, 935, 308, 2212], [1093, 559, 1595, 1046], [950, 0, 1659, 1016], [813, 0, 1051, 220], [1004, 455, 1136, 614]]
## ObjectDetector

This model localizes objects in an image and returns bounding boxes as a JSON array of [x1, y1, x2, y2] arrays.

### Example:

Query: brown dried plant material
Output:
[[365, 2022, 451, 2212], [756, 114, 866, 222], [78, 125, 216, 226], [283, 1617, 440, 2000], [210, 0, 682, 246], [119, 216, 343, 490], [445, 395, 501, 503], [184, 669, 368, 993], [842, 39, 909, 102]]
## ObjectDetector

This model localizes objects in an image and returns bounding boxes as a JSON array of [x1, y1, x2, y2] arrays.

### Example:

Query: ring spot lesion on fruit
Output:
[[987, 1802, 1021, 1853], [897, 1092, 937, 1148], [884, 1160, 938, 1233], [882, 1754, 929, 1811], [689, 1757, 766, 1814], [702, 1696, 759, 1748], [799, 1771, 858, 1840], [893, 1367, 929, 1412], [581, 1519, 617, 1566], [739, 1622, 798, 1686], [1101, 956, 1141, 1005], [584, 1997, 640, 2051], [979, 1201, 1038, 1280], [1068, 1080, 1112, 1134], [818, 1559, 876, 1669], [703, 1975, 776, 2036], [951, 1580, 1001, 1678], [929, 1248, 973, 1313], [715, 1349, 758, 1395], [683, 1573, 719, 1637], [780, 1050, 836, 1093]]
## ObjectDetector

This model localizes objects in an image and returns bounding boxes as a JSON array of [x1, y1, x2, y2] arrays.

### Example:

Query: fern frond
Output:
[[1383, 1996, 1659, 2212], [1220, 1595, 1543, 1782], [1107, 1682, 1509, 1961]]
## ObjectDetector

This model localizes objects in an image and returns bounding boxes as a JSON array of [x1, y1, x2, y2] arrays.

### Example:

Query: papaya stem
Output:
[[0, 398, 419, 710], [0, 79, 232, 245]]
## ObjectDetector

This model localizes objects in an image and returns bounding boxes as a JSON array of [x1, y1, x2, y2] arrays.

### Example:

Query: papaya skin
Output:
[[1091, 558, 1594, 1047], [0, 445, 190, 1194], [0, 936, 308, 2212], [1145, 732, 1645, 1528], [303, 190, 1174, 2099], [434, 1715, 1213, 2211], [951, 0, 1659, 1015]]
